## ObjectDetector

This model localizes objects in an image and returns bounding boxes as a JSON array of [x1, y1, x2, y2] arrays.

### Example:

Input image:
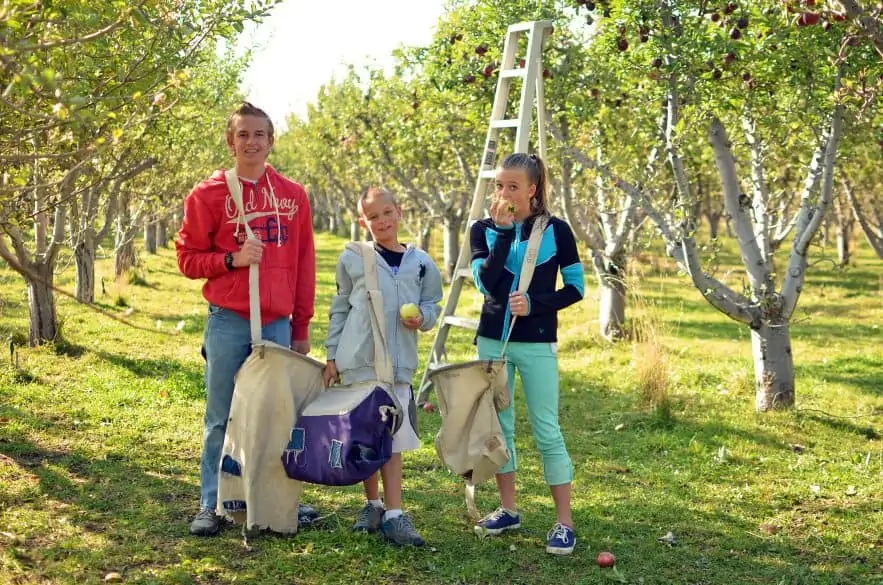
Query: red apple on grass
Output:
[[597, 551, 616, 568]]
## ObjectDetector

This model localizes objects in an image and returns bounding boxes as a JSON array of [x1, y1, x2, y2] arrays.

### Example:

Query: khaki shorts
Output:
[[392, 383, 420, 453]]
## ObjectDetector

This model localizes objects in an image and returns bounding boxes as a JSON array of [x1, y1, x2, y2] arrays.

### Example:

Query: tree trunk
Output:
[[598, 255, 627, 341], [74, 239, 96, 303], [349, 220, 360, 242], [707, 212, 721, 239], [157, 218, 168, 248], [115, 193, 136, 278], [752, 323, 795, 411], [25, 262, 57, 346], [144, 218, 157, 254], [836, 226, 850, 266], [334, 207, 346, 237], [443, 215, 460, 282], [418, 223, 431, 251], [115, 241, 136, 278]]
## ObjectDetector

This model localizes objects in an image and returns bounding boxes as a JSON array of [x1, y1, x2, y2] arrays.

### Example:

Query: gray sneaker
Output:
[[189, 509, 222, 536], [380, 514, 424, 547], [352, 503, 384, 533]]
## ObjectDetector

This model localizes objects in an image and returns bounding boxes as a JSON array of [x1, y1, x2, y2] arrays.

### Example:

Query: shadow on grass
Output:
[[797, 354, 883, 398]]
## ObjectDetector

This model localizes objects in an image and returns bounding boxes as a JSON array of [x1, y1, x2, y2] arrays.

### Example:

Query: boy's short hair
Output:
[[358, 187, 398, 216], [226, 102, 275, 140]]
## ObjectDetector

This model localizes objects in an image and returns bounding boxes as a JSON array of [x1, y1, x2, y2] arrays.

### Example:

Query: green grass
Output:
[[1, 232, 881, 585]]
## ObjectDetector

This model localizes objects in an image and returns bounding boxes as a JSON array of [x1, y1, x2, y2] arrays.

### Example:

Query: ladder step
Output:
[[478, 169, 497, 180], [442, 316, 479, 330], [500, 68, 526, 79], [455, 268, 473, 280], [490, 119, 521, 129], [507, 22, 535, 32]]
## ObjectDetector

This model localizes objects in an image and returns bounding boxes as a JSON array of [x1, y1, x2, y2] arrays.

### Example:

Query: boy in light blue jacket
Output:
[[323, 187, 443, 547]]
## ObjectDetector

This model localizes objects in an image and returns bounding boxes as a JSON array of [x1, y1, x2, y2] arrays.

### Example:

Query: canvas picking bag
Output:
[[215, 169, 326, 534], [430, 214, 548, 518], [280, 241, 403, 486]]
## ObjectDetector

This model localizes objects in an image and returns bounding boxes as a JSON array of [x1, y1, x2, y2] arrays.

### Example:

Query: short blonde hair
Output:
[[357, 187, 399, 215]]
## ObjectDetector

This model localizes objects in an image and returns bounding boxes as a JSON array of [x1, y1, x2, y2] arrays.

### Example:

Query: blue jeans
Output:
[[477, 336, 573, 486], [200, 304, 290, 511]]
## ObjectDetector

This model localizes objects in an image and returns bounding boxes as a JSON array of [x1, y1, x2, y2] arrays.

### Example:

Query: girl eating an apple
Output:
[[469, 153, 585, 555]]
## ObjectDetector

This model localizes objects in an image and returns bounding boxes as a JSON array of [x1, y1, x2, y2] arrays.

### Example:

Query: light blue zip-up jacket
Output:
[[324, 244, 443, 385]]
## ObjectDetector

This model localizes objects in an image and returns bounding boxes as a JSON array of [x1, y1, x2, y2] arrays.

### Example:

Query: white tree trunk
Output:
[[349, 220, 360, 242], [599, 274, 626, 341], [327, 208, 337, 234], [752, 323, 795, 411], [74, 239, 96, 303], [25, 262, 58, 346], [443, 215, 460, 282]]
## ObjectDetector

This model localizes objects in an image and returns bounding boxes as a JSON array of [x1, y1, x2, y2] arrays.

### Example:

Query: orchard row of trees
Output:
[[0, 0, 282, 343], [269, 0, 882, 411], [1, 0, 881, 413]]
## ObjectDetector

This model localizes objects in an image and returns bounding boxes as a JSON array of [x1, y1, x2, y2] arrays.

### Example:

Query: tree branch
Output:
[[781, 97, 845, 319], [843, 176, 883, 257], [709, 117, 771, 297]]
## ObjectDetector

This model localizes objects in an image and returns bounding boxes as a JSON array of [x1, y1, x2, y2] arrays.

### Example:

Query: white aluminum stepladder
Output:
[[416, 20, 554, 405]]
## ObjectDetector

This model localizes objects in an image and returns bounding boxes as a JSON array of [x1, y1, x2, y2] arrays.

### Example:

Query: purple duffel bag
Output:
[[281, 381, 402, 486]]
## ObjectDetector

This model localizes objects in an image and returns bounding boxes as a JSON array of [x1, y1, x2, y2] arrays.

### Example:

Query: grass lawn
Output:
[[1, 231, 881, 584]]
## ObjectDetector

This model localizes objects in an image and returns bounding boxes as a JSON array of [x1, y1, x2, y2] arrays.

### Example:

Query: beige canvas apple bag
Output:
[[430, 214, 548, 518]]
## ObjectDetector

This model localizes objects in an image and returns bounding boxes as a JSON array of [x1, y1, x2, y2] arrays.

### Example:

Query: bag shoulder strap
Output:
[[517, 214, 548, 293], [500, 214, 548, 353], [345, 241, 394, 385], [225, 169, 262, 344]]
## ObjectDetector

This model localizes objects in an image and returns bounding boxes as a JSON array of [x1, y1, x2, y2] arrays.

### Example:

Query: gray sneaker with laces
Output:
[[380, 514, 425, 547], [189, 509, 222, 536], [352, 503, 384, 533]]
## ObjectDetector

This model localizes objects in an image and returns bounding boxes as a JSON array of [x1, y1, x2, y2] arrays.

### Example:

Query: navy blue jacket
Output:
[[470, 214, 585, 343]]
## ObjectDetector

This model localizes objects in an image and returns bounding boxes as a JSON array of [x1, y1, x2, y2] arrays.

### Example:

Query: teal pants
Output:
[[477, 336, 574, 486]]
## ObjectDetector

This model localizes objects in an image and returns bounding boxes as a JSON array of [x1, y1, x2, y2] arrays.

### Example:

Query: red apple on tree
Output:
[[797, 12, 821, 26]]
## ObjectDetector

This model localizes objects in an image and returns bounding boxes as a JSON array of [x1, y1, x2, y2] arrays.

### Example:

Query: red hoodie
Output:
[[175, 164, 315, 341]]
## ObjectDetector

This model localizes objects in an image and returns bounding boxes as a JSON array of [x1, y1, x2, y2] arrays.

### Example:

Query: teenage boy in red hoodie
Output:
[[176, 102, 318, 536]]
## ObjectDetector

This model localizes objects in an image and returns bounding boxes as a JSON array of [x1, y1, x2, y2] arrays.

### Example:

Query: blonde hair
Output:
[[357, 187, 399, 216]]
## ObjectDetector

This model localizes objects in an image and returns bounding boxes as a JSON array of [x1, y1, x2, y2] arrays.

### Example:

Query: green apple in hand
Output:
[[400, 303, 420, 319]]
